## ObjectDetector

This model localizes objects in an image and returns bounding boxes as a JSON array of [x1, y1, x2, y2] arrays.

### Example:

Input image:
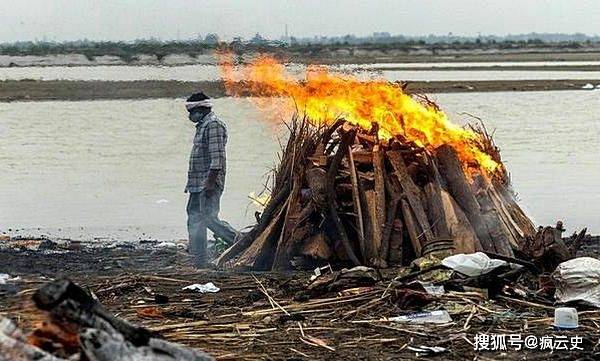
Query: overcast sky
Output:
[[1, 0, 599, 42]]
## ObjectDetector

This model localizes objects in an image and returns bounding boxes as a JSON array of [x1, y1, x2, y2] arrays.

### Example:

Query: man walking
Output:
[[185, 92, 237, 267]]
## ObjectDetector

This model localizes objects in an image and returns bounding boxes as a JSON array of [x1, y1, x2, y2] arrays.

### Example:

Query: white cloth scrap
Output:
[[185, 99, 213, 110], [0, 273, 20, 284], [182, 282, 220, 293]]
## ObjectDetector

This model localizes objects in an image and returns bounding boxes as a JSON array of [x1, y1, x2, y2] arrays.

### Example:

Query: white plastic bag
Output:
[[441, 252, 508, 277], [0, 273, 20, 285], [182, 282, 220, 293], [0, 274, 9, 284], [389, 310, 452, 324], [553, 257, 600, 308]]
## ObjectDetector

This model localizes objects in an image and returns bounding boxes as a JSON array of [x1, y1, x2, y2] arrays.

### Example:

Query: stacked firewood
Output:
[[216, 116, 537, 270]]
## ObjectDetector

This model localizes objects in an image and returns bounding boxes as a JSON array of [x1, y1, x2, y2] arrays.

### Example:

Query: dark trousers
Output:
[[187, 190, 237, 266]]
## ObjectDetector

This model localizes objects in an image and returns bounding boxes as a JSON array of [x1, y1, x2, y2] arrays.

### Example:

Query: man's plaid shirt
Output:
[[185, 112, 227, 193]]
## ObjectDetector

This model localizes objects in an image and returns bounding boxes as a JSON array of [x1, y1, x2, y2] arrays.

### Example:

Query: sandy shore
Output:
[[1, 79, 597, 102]]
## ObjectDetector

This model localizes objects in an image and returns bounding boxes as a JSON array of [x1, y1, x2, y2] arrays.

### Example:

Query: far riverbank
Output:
[[1, 79, 598, 102]]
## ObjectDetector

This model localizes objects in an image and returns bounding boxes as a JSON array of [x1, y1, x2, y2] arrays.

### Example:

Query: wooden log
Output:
[[476, 175, 525, 250], [363, 190, 382, 264], [234, 201, 288, 270], [348, 147, 366, 262], [440, 189, 481, 253], [214, 182, 291, 267], [486, 182, 527, 244], [388, 218, 404, 264], [472, 174, 515, 257], [372, 145, 387, 264], [526, 225, 573, 271], [301, 233, 332, 260], [423, 155, 451, 239], [307, 167, 328, 208], [358, 179, 374, 257], [350, 150, 374, 164], [357, 171, 375, 182], [1, 318, 66, 361], [381, 177, 402, 263], [568, 227, 588, 257], [356, 132, 377, 144], [400, 198, 422, 256], [435, 145, 496, 253], [380, 200, 400, 264], [31, 280, 213, 361], [319, 118, 345, 146], [271, 174, 303, 270], [387, 150, 433, 254], [34, 279, 155, 347], [326, 129, 361, 266], [493, 180, 537, 238]]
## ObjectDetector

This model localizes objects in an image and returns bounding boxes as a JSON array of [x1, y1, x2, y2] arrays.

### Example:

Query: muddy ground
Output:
[[1, 238, 599, 360]]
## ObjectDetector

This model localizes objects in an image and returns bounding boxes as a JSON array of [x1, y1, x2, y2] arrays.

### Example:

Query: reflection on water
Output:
[[1, 91, 599, 240]]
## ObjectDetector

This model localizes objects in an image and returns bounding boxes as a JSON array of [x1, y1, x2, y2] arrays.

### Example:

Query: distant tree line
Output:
[[0, 40, 218, 62], [1, 32, 599, 62], [287, 32, 600, 46]]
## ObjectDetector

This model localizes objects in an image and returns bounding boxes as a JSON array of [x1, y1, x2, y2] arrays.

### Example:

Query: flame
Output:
[[219, 54, 499, 172]]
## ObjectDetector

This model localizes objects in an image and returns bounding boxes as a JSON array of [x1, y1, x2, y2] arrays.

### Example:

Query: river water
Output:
[[1, 91, 599, 241], [3, 63, 600, 82]]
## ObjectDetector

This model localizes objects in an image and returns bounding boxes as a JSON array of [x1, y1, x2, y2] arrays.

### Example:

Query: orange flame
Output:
[[219, 54, 499, 172]]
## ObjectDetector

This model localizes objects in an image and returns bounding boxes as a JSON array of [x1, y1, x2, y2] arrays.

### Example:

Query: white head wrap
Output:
[[185, 99, 213, 110]]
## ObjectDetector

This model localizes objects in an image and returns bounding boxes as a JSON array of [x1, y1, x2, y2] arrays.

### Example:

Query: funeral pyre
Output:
[[215, 56, 585, 271]]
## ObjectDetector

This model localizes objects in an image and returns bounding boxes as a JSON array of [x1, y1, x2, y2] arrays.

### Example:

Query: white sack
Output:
[[553, 257, 600, 308]]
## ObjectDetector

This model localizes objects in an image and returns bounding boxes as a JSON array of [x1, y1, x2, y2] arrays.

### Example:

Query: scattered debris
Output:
[[182, 282, 220, 293], [519, 222, 587, 272], [1, 244, 600, 359], [389, 310, 452, 324], [554, 307, 579, 329], [418, 281, 445, 296], [0, 273, 20, 284], [0, 279, 214, 361], [306, 265, 379, 297], [553, 257, 600, 307], [407, 345, 448, 356], [309, 264, 333, 281], [441, 252, 509, 276]]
